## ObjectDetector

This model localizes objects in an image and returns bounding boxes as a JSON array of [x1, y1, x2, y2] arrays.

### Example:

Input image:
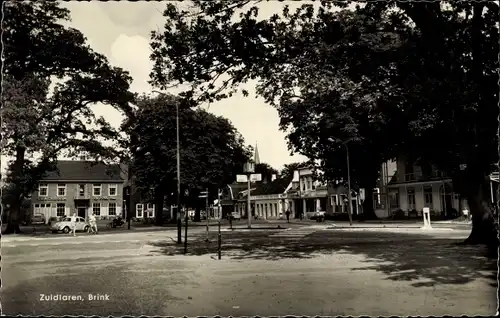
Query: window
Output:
[[93, 184, 102, 196], [307, 180, 312, 190], [330, 195, 338, 206], [93, 202, 101, 216], [275, 203, 278, 215], [136, 203, 144, 218], [407, 188, 416, 209], [57, 183, 66, 196], [424, 186, 433, 206], [56, 203, 65, 216], [78, 184, 86, 197], [108, 184, 117, 196], [34, 203, 51, 210], [108, 202, 116, 216], [39, 183, 48, 197]]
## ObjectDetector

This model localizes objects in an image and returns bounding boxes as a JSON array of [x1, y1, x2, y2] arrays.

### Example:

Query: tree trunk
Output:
[[360, 191, 378, 220], [464, 177, 497, 246], [154, 189, 164, 226], [4, 146, 26, 234], [358, 176, 379, 221], [4, 201, 22, 234]]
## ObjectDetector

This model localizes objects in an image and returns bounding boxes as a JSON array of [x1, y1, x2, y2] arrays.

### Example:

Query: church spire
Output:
[[254, 143, 260, 165]]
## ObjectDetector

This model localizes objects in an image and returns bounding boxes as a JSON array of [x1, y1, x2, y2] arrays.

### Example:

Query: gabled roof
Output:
[[251, 176, 293, 196], [41, 160, 123, 182]]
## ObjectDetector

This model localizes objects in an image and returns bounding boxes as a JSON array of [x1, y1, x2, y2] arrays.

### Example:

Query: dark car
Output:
[[24, 213, 46, 225]]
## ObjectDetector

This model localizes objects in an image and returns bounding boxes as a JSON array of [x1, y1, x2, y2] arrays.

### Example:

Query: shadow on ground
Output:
[[148, 229, 497, 289]]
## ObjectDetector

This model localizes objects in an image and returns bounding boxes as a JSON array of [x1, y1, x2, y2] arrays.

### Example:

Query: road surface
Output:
[[2, 223, 496, 316]]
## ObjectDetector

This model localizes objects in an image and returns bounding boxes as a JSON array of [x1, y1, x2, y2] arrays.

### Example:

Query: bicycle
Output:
[[87, 223, 98, 234]]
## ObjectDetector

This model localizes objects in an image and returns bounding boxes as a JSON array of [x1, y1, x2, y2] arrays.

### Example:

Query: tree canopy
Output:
[[149, 1, 499, 243], [129, 93, 251, 222], [254, 163, 278, 183], [2, 1, 134, 233]]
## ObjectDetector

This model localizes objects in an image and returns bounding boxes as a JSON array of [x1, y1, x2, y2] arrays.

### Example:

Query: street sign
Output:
[[199, 190, 208, 198], [236, 174, 248, 183], [250, 173, 262, 182]]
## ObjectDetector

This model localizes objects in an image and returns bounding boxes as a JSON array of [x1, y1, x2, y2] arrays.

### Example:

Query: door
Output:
[[77, 206, 87, 218], [76, 217, 86, 231]]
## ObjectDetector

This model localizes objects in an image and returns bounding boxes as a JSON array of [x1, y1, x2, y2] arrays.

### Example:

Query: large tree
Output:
[[254, 163, 278, 183], [2, 2, 134, 233], [149, 1, 499, 245], [129, 93, 251, 224], [279, 162, 308, 181]]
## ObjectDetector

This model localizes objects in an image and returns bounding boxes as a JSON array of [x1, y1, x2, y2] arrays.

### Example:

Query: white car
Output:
[[50, 217, 89, 234]]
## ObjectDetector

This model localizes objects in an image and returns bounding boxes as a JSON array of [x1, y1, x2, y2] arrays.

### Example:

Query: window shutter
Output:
[[65, 207, 70, 215], [116, 206, 122, 216], [102, 206, 108, 216], [151, 204, 155, 217]]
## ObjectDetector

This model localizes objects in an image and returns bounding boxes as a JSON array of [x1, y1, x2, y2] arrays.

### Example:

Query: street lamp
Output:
[[153, 90, 182, 243]]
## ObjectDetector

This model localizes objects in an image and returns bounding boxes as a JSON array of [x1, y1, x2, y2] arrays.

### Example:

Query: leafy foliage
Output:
[[254, 163, 278, 183], [130, 94, 251, 207], [150, 1, 499, 241], [1, 1, 134, 232], [279, 162, 308, 181]]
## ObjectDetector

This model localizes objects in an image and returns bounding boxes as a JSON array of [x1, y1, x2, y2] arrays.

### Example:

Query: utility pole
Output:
[[345, 144, 353, 225], [247, 172, 251, 229], [176, 102, 182, 244]]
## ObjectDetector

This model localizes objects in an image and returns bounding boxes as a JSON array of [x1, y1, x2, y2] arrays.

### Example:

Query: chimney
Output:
[[271, 174, 277, 182]]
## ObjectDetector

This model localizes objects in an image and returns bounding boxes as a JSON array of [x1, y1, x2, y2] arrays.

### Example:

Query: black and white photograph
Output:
[[1, 1, 498, 316]]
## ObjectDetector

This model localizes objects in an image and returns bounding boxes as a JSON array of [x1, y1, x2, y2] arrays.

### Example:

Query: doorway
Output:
[[77, 206, 87, 218]]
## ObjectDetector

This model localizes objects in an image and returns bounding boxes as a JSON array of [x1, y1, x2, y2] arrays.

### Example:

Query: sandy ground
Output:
[[1, 225, 497, 316]]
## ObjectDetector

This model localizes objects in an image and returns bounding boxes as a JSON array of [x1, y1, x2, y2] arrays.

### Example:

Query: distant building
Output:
[[384, 156, 464, 218], [30, 161, 126, 222]]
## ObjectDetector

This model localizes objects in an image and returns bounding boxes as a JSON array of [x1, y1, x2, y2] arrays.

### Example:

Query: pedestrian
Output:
[[462, 208, 470, 222], [70, 212, 77, 236], [285, 209, 290, 223], [89, 212, 97, 234]]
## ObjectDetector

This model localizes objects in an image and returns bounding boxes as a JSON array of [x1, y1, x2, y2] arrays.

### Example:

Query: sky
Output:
[[56, 1, 317, 170]]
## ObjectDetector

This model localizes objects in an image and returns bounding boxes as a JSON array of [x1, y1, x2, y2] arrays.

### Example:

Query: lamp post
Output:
[[345, 143, 353, 225], [176, 100, 182, 244], [153, 90, 182, 244]]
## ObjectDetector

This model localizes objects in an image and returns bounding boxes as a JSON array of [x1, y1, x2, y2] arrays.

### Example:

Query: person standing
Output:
[[70, 212, 77, 236], [285, 209, 291, 223], [89, 212, 97, 234]]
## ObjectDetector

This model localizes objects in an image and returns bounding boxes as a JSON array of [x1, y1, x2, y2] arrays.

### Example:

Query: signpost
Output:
[[237, 162, 261, 229]]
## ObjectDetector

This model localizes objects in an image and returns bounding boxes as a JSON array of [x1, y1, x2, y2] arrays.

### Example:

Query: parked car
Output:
[[50, 217, 89, 234], [23, 213, 46, 225], [228, 212, 241, 221]]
